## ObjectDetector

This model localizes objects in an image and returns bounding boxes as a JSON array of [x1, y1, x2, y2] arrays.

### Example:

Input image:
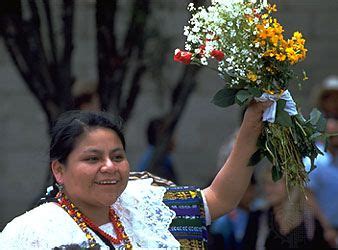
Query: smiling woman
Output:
[[51, 127, 130, 225], [0, 102, 271, 249]]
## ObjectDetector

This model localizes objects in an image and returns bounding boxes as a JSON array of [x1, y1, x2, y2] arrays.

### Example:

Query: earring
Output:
[[55, 182, 64, 192], [45, 185, 54, 196]]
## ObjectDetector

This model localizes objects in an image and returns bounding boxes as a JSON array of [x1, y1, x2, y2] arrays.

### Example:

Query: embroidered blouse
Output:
[[0, 178, 210, 249]]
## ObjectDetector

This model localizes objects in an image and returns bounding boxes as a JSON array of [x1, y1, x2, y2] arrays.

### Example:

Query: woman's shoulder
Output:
[[0, 203, 86, 249], [120, 178, 207, 248], [2, 203, 62, 231], [162, 186, 209, 249]]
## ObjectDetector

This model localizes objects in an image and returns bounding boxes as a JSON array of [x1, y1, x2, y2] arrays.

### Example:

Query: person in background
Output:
[[72, 80, 101, 111], [305, 75, 338, 248], [209, 175, 258, 250], [136, 116, 178, 183], [242, 168, 331, 250]]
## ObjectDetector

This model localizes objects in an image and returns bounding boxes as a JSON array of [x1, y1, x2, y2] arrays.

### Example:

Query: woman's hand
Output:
[[234, 100, 272, 156]]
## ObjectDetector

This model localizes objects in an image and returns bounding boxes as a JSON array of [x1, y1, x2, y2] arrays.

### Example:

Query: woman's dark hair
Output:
[[50, 110, 125, 165], [39, 110, 125, 205]]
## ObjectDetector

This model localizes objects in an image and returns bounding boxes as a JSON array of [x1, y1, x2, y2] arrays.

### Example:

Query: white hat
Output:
[[316, 75, 338, 112], [321, 75, 338, 91]]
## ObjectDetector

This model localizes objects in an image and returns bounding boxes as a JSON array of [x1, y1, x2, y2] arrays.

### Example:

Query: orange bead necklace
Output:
[[57, 192, 132, 249]]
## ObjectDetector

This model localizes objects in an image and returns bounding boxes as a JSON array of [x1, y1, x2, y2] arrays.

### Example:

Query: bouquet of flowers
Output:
[[174, 0, 326, 192]]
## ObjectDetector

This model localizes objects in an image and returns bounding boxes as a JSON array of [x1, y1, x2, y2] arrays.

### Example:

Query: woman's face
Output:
[[53, 128, 130, 209]]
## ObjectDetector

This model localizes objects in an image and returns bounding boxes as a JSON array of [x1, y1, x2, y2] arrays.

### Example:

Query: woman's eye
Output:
[[112, 155, 124, 162], [85, 157, 99, 163]]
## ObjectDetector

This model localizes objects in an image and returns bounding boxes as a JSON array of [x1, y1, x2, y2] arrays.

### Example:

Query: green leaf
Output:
[[309, 159, 317, 172], [315, 145, 324, 155], [248, 87, 262, 97], [309, 108, 327, 132], [277, 99, 286, 110], [211, 88, 239, 108], [272, 165, 283, 182], [309, 132, 323, 141], [317, 117, 327, 133], [324, 136, 329, 152], [249, 149, 265, 166], [295, 114, 306, 124], [235, 90, 252, 105], [309, 108, 321, 125], [275, 99, 293, 127]]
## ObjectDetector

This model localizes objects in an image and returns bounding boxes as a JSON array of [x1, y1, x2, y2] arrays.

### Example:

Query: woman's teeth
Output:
[[95, 180, 118, 185]]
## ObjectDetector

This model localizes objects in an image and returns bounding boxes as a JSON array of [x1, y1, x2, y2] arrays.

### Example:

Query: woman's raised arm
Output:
[[203, 101, 271, 220]]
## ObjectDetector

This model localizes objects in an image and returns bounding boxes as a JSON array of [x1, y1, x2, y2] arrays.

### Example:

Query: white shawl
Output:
[[0, 178, 180, 249]]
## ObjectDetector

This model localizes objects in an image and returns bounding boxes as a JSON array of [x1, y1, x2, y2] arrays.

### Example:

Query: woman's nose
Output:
[[100, 158, 116, 172]]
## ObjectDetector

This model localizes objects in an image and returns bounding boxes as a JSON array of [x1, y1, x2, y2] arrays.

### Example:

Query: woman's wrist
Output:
[[236, 124, 260, 151]]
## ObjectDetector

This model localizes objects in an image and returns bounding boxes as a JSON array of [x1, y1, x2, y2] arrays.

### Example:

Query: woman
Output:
[[242, 168, 331, 250], [0, 101, 270, 249]]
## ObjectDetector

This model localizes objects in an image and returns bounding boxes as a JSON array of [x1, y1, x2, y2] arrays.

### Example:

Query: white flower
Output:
[[183, 0, 275, 88], [185, 44, 192, 51], [187, 3, 195, 11], [262, 0, 268, 7], [244, 8, 252, 15], [200, 57, 208, 65], [192, 25, 200, 33], [212, 0, 244, 6], [226, 56, 234, 63], [183, 26, 190, 36]]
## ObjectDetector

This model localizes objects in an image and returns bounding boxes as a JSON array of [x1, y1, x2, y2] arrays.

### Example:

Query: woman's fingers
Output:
[[244, 100, 273, 124]]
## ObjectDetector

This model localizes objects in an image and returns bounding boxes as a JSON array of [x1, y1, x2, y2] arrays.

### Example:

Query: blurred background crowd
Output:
[[1, 0, 338, 249]]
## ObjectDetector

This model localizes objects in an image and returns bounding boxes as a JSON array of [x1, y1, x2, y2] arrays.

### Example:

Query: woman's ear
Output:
[[51, 160, 65, 185]]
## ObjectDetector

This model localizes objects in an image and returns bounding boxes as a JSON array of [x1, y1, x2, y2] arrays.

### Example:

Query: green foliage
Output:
[[308, 108, 327, 133], [235, 89, 252, 105], [211, 87, 328, 192], [212, 86, 263, 108], [272, 165, 283, 182], [248, 87, 263, 97], [211, 88, 238, 108], [275, 99, 293, 127]]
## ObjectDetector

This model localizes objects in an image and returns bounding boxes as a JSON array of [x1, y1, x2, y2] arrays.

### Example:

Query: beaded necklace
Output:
[[56, 192, 132, 249]]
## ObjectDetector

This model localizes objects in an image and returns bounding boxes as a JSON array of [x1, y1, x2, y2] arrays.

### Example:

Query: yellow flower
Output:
[[259, 30, 269, 39], [285, 47, 295, 55], [293, 31, 303, 40], [247, 71, 258, 82], [276, 53, 286, 61], [266, 4, 277, 13], [262, 13, 269, 20], [272, 21, 284, 34], [270, 35, 280, 46], [264, 89, 276, 95], [303, 71, 309, 81]]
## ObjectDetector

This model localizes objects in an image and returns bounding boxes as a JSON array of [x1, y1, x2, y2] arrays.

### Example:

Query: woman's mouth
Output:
[[94, 180, 118, 185]]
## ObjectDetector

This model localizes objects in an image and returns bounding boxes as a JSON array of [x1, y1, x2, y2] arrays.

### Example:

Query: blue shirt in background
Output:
[[305, 145, 338, 228]]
